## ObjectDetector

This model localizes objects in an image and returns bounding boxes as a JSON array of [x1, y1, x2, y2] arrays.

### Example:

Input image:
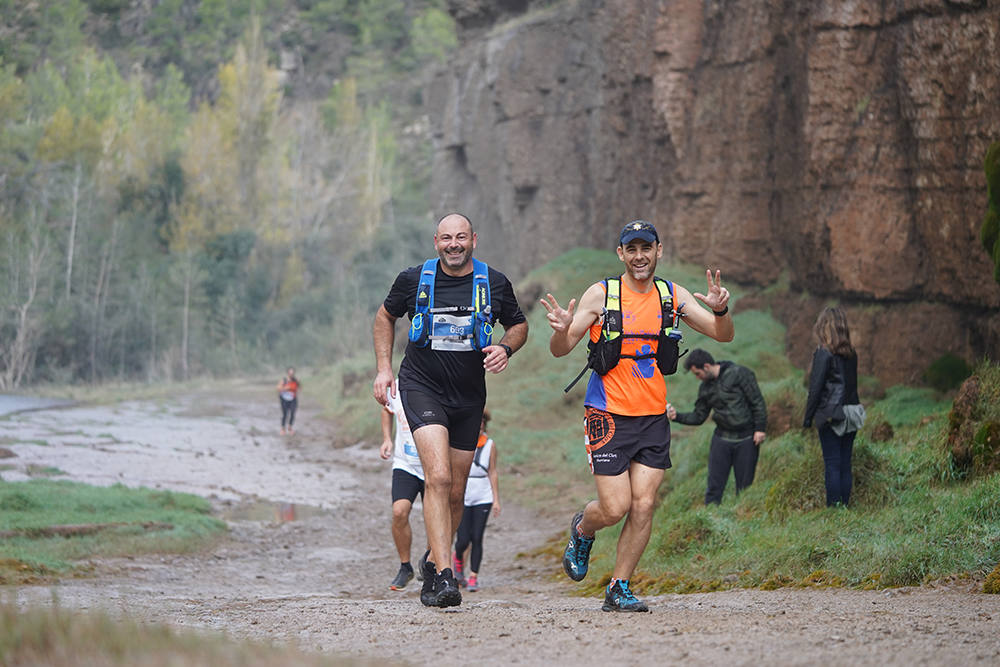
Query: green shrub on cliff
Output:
[[924, 352, 973, 393], [982, 141, 1000, 283]]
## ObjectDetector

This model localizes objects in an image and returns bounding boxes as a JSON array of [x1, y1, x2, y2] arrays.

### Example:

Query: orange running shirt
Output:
[[582, 279, 667, 416], [279, 379, 299, 400]]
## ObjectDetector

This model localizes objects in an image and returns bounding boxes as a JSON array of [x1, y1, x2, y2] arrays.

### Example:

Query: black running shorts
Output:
[[391, 468, 425, 503], [584, 408, 672, 476], [400, 390, 483, 452]]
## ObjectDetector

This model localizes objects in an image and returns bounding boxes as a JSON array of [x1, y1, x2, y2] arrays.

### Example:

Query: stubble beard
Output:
[[439, 245, 473, 270], [627, 258, 656, 282]]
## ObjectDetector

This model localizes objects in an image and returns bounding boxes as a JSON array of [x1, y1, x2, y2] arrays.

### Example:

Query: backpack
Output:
[[564, 276, 686, 392], [407, 258, 493, 351]]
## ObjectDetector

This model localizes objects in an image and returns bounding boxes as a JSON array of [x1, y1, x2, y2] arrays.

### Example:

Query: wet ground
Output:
[[2, 382, 999, 665], [0, 395, 75, 417]]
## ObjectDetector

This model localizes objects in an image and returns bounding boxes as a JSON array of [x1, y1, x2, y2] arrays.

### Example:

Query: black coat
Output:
[[803, 347, 859, 428], [674, 361, 767, 438]]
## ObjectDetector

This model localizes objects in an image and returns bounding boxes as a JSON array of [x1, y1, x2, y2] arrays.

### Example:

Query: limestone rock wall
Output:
[[428, 0, 1000, 383]]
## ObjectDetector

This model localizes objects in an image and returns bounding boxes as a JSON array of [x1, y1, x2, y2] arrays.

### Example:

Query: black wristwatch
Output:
[[499, 343, 513, 358]]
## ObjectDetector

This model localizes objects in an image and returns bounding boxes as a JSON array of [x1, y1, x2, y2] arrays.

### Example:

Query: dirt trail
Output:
[[3, 382, 999, 665]]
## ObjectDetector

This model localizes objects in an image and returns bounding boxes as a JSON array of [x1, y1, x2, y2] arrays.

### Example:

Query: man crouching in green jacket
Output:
[[667, 349, 767, 505]]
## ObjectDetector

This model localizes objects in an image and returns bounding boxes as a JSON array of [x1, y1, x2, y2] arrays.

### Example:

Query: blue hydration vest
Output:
[[408, 258, 493, 352]]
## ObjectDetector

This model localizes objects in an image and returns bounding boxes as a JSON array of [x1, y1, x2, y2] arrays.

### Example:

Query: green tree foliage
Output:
[[981, 141, 1000, 283], [0, 0, 87, 74], [0, 1, 448, 387], [411, 7, 458, 64]]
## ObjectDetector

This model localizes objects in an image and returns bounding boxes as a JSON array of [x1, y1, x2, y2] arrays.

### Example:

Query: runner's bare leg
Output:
[[414, 425, 473, 571], [391, 499, 414, 562], [612, 461, 664, 580], [580, 471, 633, 536], [449, 447, 474, 559]]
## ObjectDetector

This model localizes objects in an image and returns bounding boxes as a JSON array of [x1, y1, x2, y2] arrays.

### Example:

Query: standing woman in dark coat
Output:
[[803, 307, 859, 507]]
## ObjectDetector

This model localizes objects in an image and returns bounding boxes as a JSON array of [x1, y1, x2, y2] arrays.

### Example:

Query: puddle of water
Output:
[[220, 500, 326, 523], [0, 395, 75, 416]]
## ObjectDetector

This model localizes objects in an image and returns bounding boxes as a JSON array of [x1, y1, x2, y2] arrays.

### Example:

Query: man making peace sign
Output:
[[540, 219, 734, 612]]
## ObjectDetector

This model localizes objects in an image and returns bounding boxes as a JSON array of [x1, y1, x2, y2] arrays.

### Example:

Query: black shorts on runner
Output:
[[391, 468, 425, 503], [400, 390, 482, 452], [584, 408, 672, 476]]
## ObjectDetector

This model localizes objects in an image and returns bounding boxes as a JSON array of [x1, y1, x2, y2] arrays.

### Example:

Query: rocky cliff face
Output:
[[428, 0, 1000, 383]]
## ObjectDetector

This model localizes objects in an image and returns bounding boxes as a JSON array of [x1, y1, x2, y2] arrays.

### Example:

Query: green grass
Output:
[[570, 373, 1000, 594], [24, 465, 65, 478], [0, 601, 356, 667], [317, 248, 1000, 591], [0, 480, 226, 583]]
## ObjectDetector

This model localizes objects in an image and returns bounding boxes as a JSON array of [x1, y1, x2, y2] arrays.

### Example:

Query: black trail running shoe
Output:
[[416, 548, 430, 581], [389, 564, 413, 590], [433, 567, 462, 608], [562, 511, 595, 581], [419, 560, 437, 606], [602, 579, 649, 612]]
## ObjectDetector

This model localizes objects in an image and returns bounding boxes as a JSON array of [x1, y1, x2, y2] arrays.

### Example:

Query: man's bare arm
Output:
[[541, 282, 605, 357], [483, 319, 529, 374], [372, 305, 398, 405], [674, 270, 734, 342]]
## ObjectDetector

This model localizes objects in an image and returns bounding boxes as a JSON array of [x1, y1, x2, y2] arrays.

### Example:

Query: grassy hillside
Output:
[[323, 248, 1000, 591]]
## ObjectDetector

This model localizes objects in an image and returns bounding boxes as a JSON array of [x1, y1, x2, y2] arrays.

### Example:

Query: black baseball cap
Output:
[[619, 220, 659, 246]]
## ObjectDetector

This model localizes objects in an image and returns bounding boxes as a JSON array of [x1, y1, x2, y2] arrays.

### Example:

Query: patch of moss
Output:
[[800, 570, 846, 587], [760, 574, 795, 590], [947, 363, 1000, 477], [859, 572, 883, 590], [0, 557, 56, 585], [983, 563, 1000, 594]]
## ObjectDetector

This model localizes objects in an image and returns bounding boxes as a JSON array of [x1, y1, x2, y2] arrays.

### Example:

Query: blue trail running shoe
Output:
[[602, 579, 649, 612], [562, 511, 595, 581]]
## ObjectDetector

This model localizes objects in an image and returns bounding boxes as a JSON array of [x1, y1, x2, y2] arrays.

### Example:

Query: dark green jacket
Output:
[[674, 361, 767, 439]]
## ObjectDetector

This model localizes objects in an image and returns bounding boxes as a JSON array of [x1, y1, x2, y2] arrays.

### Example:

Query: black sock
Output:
[[401, 562, 413, 571]]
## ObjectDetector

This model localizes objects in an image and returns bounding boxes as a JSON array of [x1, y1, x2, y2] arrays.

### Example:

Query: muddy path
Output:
[[3, 381, 999, 665]]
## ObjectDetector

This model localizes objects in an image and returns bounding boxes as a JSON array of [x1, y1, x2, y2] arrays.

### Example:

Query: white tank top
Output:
[[464, 435, 494, 506], [386, 384, 423, 480]]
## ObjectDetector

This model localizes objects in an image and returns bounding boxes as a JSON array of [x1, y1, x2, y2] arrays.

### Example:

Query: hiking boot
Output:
[[419, 560, 437, 606], [562, 511, 595, 581], [389, 564, 413, 590], [433, 567, 462, 607], [416, 549, 430, 581], [466, 574, 478, 592], [452, 553, 466, 587], [602, 579, 649, 612]]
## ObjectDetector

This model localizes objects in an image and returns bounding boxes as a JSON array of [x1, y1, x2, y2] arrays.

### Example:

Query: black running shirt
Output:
[[383, 262, 526, 407]]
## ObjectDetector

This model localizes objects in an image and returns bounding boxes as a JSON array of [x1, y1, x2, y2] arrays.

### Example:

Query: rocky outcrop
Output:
[[428, 0, 1000, 383]]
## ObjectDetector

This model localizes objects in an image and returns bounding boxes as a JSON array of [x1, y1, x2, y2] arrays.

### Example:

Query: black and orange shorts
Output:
[[584, 407, 672, 476]]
